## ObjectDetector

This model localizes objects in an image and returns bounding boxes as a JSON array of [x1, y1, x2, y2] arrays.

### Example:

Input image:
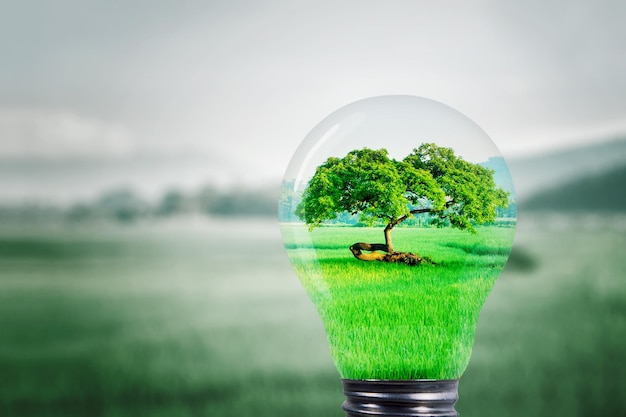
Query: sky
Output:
[[1, 0, 625, 202], [284, 95, 507, 194]]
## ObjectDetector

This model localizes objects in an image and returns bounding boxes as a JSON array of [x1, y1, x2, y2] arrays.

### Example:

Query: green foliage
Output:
[[299, 144, 509, 233], [481, 156, 516, 197], [298, 149, 410, 228], [97, 188, 149, 222], [283, 224, 515, 380], [155, 189, 192, 216]]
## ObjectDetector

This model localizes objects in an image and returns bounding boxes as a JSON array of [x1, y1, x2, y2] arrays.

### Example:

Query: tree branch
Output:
[[392, 208, 433, 227], [392, 199, 456, 228]]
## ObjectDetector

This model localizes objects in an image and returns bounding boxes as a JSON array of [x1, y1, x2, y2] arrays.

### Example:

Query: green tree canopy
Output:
[[297, 144, 509, 262]]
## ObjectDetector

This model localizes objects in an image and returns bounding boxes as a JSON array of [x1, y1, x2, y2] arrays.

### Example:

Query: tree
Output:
[[155, 189, 190, 216], [297, 144, 509, 265], [97, 188, 147, 222]]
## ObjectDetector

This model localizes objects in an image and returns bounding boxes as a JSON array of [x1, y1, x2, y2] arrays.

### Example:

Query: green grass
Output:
[[1, 215, 626, 417], [281, 224, 515, 380]]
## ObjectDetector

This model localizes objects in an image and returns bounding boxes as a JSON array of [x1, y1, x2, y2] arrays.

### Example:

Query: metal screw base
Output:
[[341, 379, 459, 416]]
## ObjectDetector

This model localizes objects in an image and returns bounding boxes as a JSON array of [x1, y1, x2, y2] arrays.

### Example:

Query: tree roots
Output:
[[349, 242, 434, 266]]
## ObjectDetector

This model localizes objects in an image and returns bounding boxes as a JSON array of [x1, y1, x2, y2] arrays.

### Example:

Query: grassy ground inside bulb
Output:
[[283, 224, 515, 380]]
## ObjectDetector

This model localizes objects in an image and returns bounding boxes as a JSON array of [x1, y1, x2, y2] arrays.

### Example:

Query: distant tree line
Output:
[[0, 177, 517, 226], [0, 184, 279, 224]]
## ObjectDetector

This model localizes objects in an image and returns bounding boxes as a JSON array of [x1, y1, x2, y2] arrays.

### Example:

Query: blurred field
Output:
[[1, 214, 625, 416]]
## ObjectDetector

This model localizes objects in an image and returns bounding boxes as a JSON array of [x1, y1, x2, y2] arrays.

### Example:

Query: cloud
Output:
[[0, 108, 136, 159]]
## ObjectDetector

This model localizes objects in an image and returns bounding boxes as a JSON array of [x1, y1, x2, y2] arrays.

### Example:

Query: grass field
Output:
[[281, 224, 516, 380], [1, 214, 625, 416]]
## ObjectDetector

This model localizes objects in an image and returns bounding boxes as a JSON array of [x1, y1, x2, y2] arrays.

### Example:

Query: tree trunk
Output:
[[384, 224, 394, 253]]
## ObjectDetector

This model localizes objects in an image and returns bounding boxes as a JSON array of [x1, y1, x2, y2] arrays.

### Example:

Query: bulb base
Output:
[[341, 379, 459, 417]]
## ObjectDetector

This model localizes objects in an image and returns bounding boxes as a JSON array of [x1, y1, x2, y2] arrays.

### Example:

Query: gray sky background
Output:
[[2, 0, 625, 202]]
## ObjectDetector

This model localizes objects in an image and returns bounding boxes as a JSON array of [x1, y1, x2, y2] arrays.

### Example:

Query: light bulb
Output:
[[279, 95, 516, 416]]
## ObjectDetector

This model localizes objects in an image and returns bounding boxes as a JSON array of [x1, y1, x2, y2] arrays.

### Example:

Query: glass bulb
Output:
[[279, 95, 516, 416]]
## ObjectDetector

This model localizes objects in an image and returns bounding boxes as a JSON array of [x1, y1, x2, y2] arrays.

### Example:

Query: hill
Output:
[[508, 137, 626, 199], [522, 164, 626, 212]]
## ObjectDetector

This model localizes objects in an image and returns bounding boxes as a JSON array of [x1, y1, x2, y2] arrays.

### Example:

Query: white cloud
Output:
[[0, 108, 136, 158]]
